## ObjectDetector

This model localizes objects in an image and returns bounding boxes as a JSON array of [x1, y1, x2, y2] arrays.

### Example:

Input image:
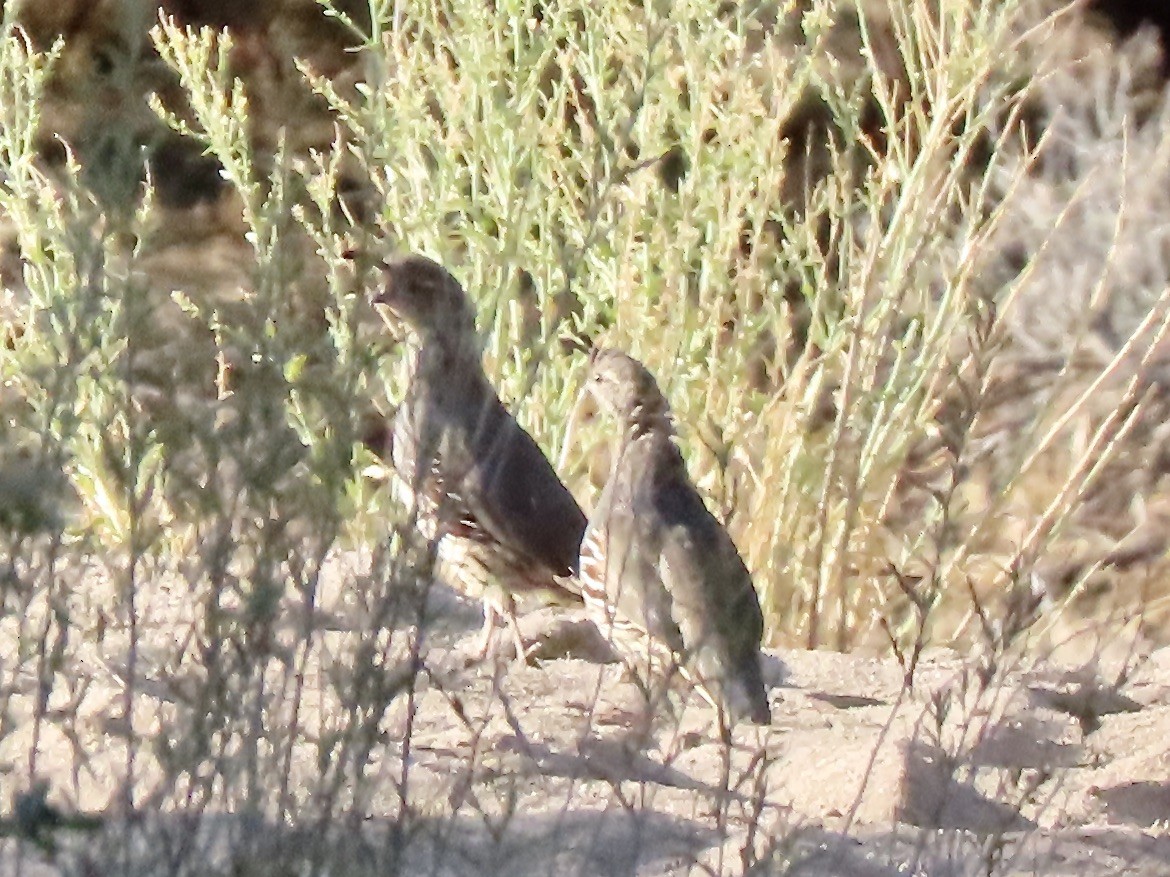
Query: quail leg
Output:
[[473, 603, 501, 660], [495, 590, 532, 665], [473, 588, 530, 665]]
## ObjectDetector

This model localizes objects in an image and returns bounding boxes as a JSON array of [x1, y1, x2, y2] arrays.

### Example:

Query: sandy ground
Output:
[[2, 568, 1170, 877]]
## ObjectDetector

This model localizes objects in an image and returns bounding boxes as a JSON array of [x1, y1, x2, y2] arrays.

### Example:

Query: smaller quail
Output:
[[576, 348, 770, 725]]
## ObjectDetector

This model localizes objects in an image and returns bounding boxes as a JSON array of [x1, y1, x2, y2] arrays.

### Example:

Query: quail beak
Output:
[[371, 262, 405, 332]]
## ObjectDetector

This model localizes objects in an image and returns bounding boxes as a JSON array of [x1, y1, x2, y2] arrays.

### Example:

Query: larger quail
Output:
[[577, 348, 770, 725], [371, 254, 586, 659]]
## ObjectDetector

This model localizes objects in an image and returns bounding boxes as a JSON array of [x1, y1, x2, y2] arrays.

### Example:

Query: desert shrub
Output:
[[0, 0, 1165, 873]]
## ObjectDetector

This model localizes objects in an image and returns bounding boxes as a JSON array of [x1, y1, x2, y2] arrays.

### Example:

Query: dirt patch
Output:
[[2, 575, 1170, 876]]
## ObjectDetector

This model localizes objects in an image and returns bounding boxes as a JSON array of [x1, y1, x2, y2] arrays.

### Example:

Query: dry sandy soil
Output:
[[2, 574, 1170, 877], [5, 2, 1170, 875]]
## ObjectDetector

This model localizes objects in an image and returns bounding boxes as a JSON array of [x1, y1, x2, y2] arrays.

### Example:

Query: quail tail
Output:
[[726, 651, 771, 725]]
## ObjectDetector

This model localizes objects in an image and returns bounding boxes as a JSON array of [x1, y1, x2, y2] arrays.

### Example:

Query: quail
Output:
[[370, 254, 586, 660], [576, 348, 770, 724]]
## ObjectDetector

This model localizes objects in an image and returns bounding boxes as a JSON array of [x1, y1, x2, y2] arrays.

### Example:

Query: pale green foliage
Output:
[[0, 0, 1165, 867], [3, 0, 1156, 653]]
